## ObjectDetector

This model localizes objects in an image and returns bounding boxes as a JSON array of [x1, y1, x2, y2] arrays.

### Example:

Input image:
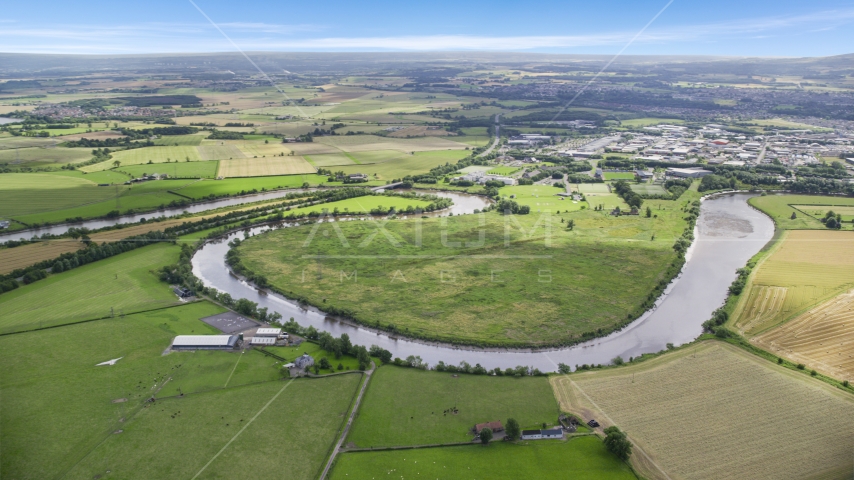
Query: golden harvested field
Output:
[[0, 241, 83, 274], [217, 157, 315, 177], [734, 230, 854, 335], [754, 289, 854, 381], [197, 144, 245, 160], [550, 341, 854, 480], [233, 141, 293, 158]]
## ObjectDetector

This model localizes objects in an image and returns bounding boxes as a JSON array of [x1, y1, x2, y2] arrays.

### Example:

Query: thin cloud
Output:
[[0, 8, 852, 54]]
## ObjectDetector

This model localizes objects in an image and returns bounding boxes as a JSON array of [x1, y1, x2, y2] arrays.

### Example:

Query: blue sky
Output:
[[0, 0, 852, 56]]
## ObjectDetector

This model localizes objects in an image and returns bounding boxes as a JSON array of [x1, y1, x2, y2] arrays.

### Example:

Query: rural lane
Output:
[[320, 367, 374, 479]]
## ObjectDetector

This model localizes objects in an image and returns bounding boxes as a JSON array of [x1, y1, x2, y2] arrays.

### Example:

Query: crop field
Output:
[[237, 202, 686, 346], [314, 134, 470, 153], [0, 240, 84, 274], [334, 150, 471, 180], [345, 366, 558, 447], [0, 173, 118, 218], [305, 153, 356, 167], [749, 194, 854, 229], [753, 289, 854, 380], [65, 374, 361, 480], [174, 174, 328, 199], [232, 140, 293, 158], [734, 230, 854, 335], [217, 156, 315, 177], [197, 144, 246, 160], [102, 145, 202, 166], [551, 341, 854, 480], [150, 134, 204, 146], [0, 243, 180, 334], [118, 160, 219, 178], [331, 437, 637, 480], [0, 146, 92, 166], [500, 185, 579, 211]]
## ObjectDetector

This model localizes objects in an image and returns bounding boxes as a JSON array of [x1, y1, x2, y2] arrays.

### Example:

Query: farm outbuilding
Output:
[[248, 336, 276, 346], [255, 328, 282, 337], [171, 335, 239, 350], [474, 421, 504, 434], [294, 353, 314, 369]]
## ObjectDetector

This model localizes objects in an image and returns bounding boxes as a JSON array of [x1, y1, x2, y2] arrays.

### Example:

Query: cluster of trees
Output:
[[495, 199, 531, 215], [673, 201, 700, 255], [405, 155, 488, 185], [702, 307, 729, 335], [728, 265, 753, 295], [612, 180, 643, 209], [0, 230, 174, 295], [821, 210, 844, 229], [434, 361, 546, 376], [603, 427, 632, 461], [206, 130, 243, 140]]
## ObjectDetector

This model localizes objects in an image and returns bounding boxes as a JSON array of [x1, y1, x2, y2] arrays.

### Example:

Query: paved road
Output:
[[319, 367, 374, 479], [477, 114, 501, 157]]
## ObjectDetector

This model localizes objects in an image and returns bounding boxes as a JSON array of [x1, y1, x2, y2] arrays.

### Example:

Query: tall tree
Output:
[[505, 418, 521, 441], [603, 426, 632, 461], [479, 427, 493, 445]]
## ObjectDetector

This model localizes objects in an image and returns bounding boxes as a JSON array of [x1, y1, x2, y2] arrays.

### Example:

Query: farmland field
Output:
[[333, 150, 470, 180], [149, 134, 204, 146], [733, 230, 854, 335], [0, 173, 118, 217], [65, 375, 361, 480], [792, 204, 854, 222], [304, 153, 355, 167], [0, 240, 84, 274], [174, 174, 328, 199], [551, 341, 854, 480], [0, 146, 92, 166], [749, 194, 854, 229], [118, 160, 219, 178], [237, 199, 688, 346], [217, 156, 315, 177], [345, 366, 558, 447], [331, 437, 637, 480], [0, 301, 362, 480], [0, 243, 181, 333], [753, 289, 854, 380]]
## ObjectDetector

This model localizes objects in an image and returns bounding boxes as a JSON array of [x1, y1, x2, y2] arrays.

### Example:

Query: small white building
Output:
[[255, 328, 282, 337], [249, 337, 276, 346], [521, 428, 564, 440], [171, 335, 239, 350]]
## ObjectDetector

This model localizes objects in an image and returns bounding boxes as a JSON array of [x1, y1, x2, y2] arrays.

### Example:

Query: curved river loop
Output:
[[190, 191, 774, 371]]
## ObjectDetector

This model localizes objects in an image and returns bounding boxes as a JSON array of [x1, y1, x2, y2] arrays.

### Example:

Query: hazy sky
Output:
[[0, 0, 852, 56]]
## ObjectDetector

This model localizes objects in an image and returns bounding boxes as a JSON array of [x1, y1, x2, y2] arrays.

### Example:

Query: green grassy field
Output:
[[0, 243, 181, 334], [334, 150, 471, 181], [284, 195, 433, 217], [604, 172, 636, 180], [65, 375, 361, 480], [117, 160, 220, 178], [346, 366, 558, 447], [0, 301, 362, 480], [149, 134, 205, 146], [630, 183, 667, 195], [488, 166, 521, 175], [0, 173, 118, 218], [331, 437, 637, 480], [500, 184, 583, 212], [749, 194, 854, 229], [174, 174, 328, 199], [237, 199, 689, 346], [575, 183, 611, 194], [0, 302, 226, 479], [0, 146, 92, 166], [268, 342, 362, 373], [305, 153, 356, 167]]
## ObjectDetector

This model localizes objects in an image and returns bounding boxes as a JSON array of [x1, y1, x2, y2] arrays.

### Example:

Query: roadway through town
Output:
[[478, 114, 501, 157]]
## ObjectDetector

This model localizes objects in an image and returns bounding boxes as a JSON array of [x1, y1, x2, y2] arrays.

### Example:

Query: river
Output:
[[191, 192, 774, 371], [0, 188, 315, 243], [0, 118, 22, 125]]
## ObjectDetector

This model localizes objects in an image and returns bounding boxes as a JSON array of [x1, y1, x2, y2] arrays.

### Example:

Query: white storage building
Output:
[[255, 328, 282, 337], [249, 337, 276, 346], [171, 335, 239, 350]]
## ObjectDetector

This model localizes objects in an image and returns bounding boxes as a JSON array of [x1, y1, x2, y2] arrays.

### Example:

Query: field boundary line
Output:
[[190, 377, 296, 480], [223, 350, 244, 388], [567, 376, 672, 480], [319, 369, 372, 480]]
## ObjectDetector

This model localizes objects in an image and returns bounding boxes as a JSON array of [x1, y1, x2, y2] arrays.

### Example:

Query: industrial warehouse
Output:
[[171, 335, 239, 350]]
